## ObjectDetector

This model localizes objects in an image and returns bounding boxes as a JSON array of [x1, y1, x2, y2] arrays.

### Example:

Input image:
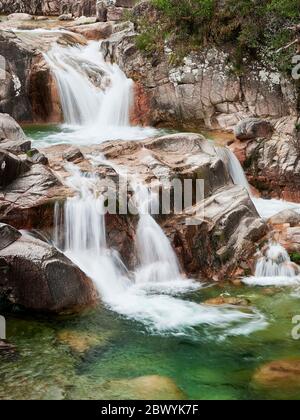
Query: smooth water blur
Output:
[[1, 283, 300, 400]]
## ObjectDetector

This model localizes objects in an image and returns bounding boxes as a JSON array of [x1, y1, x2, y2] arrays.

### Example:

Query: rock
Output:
[[70, 22, 112, 41], [234, 118, 274, 141], [105, 375, 186, 400], [0, 230, 97, 313], [7, 13, 34, 21], [0, 223, 21, 251], [107, 6, 125, 22], [115, 0, 136, 7], [89, 133, 266, 280], [254, 359, 300, 389], [62, 148, 84, 163], [0, 114, 28, 143], [36, 16, 49, 21], [27, 148, 49, 165], [96, 1, 108, 22], [101, 2, 296, 132], [0, 339, 16, 356], [58, 14, 74, 21], [0, 32, 63, 123], [268, 210, 300, 227], [204, 296, 251, 306], [0, 114, 31, 153], [0, 163, 70, 229], [57, 330, 110, 354], [0, 149, 29, 188], [233, 123, 300, 202]]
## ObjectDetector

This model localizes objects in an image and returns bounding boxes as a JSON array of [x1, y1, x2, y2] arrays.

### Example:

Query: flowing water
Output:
[[39, 41, 157, 146], [2, 33, 300, 400]]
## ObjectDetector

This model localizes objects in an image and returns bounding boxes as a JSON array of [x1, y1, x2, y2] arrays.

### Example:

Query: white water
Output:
[[41, 41, 157, 146], [216, 146, 300, 220], [243, 243, 300, 287], [217, 147, 300, 287], [53, 166, 267, 335]]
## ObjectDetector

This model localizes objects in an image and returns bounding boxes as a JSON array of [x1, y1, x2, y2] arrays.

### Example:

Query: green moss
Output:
[[290, 252, 300, 265]]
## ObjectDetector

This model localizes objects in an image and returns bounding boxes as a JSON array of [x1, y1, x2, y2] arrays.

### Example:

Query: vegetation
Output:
[[290, 252, 300, 265], [133, 0, 300, 72]]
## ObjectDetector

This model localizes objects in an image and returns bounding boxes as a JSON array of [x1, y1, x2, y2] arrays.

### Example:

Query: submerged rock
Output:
[[0, 228, 98, 313], [57, 330, 111, 354], [254, 359, 300, 389], [204, 296, 251, 306], [105, 375, 186, 400]]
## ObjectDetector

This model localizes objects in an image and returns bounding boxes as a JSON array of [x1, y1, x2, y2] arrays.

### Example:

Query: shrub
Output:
[[133, 0, 300, 72]]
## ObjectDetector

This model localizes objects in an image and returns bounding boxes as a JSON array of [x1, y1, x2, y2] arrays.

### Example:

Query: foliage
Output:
[[134, 0, 300, 73]]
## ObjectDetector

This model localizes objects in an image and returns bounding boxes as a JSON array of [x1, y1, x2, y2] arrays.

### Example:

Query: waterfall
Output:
[[133, 183, 182, 286], [216, 146, 300, 220], [42, 41, 157, 146], [243, 243, 300, 286], [54, 166, 266, 335]]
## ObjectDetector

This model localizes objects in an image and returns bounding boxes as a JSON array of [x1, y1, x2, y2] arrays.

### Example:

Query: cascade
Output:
[[38, 31, 267, 334], [42, 40, 157, 145], [216, 146, 300, 220]]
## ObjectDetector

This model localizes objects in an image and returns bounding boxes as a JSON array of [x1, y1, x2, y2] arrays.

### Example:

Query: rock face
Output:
[[85, 133, 266, 280], [0, 0, 97, 17], [230, 118, 300, 202], [0, 31, 63, 123], [101, 3, 298, 132], [0, 227, 97, 313]]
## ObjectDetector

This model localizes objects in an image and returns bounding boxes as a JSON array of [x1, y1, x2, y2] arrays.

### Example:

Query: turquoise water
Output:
[[1, 283, 300, 400], [1, 125, 299, 400]]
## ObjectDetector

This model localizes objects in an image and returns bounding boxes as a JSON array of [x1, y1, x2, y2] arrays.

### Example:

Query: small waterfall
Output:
[[133, 183, 182, 285], [43, 41, 157, 145], [243, 242, 300, 286], [215, 146, 251, 193], [216, 146, 300, 220], [53, 166, 266, 334]]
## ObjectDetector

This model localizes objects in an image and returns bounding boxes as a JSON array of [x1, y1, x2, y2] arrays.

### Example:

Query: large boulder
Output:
[[0, 228, 98, 313], [0, 163, 71, 229]]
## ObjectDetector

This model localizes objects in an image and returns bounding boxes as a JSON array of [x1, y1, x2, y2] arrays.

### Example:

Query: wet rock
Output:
[[7, 13, 34, 21], [234, 118, 274, 141], [115, 0, 136, 7], [0, 230, 98, 313], [0, 223, 21, 251], [0, 149, 30, 188], [268, 210, 300, 227], [96, 1, 108, 22], [58, 14, 74, 21], [62, 148, 84, 163], [0, 163, 70, 229], [57, 330, 111, 354], [27, 148, 49, 165], [105, 375, 186, 400], [70, 22, 112, 40], [0, 339, 16, 356], [204, 296, 251, 306], [0, 114, 28, 143], [254, 359, 300, 389]]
